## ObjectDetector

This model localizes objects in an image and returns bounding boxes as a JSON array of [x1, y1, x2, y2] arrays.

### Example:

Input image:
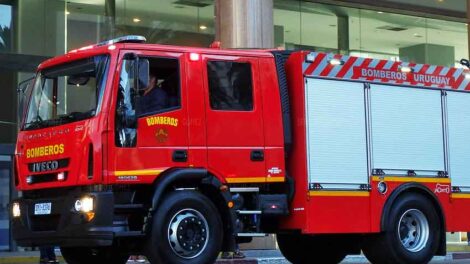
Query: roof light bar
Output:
[[399, 65, 414, 73], [329, 58, 344, 66], [97, 35, 147, 47]]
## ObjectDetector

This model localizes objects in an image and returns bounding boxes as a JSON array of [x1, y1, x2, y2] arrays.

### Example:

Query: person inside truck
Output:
[[139, 72, 169, 115]]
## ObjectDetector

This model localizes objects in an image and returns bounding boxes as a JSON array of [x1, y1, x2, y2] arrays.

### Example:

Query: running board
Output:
[[237, 210, 262, 215], [230, 187, 259, 193], [237, 233, 267, 237]]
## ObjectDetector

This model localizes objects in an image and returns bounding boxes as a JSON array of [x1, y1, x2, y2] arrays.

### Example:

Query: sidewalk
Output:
[[1, 245, 470, 264]]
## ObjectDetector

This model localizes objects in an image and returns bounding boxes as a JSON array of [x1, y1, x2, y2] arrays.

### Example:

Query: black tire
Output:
[[277, 233, 347, 264], [362, 193, 440, 264], [60, 246, 129, 264], [145, 191, 223, 264]]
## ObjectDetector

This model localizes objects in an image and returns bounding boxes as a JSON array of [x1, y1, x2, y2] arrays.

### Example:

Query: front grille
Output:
[[27, 172, 68, 184], [30, 215, 60, 232], [28, 158, 69, 173]]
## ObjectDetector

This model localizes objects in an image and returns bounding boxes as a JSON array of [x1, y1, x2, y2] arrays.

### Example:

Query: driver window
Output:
[[137, 57, 180, 117]]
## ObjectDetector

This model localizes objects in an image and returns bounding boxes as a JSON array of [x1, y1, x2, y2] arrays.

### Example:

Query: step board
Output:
[[237, 233, 268, 237]]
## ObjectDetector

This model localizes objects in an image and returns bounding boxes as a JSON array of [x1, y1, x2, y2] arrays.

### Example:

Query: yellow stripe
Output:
[[226, 177, 267, 183], [267, 177, 285, 183], [371, 176, 451, 183], [451, 193, 470, 199], [308, 191, 370, 197], [114, 169, 164, 176], [226, 177, 285, 183]]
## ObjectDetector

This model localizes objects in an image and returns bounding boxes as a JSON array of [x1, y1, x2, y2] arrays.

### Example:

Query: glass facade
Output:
[[274, 0, 468, 66]]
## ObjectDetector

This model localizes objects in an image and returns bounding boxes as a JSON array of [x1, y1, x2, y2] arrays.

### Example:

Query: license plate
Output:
[[34, 203, 52, 215]]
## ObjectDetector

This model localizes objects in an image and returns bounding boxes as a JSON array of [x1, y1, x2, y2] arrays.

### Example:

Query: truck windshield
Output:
[[23, 55, 109, 130]]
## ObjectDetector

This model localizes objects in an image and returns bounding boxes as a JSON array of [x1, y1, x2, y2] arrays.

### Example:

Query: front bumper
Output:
[[11, 189, 118, 247]]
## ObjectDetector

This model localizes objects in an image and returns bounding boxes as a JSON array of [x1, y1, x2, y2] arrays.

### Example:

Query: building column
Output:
[[104, 0, 116, 39], [215, 0, 274, 49]]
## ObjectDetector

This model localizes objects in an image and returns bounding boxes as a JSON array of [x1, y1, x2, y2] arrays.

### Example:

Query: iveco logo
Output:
[[32, 161, 59, 172]]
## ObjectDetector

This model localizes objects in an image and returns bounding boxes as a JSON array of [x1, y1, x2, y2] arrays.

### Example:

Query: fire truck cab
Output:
[[10, 36, 470, 264]]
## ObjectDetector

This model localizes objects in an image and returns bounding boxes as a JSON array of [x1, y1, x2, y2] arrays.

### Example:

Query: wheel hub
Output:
[[397, 209, 429, 252], [168, 209, 209, 259]]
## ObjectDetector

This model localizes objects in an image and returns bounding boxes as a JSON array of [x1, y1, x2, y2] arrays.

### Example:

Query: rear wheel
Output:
[[362, 193, 440, 264], [60, 246, 129, 264], [277, 233, 348, 264], [145, 190, 223, 264]]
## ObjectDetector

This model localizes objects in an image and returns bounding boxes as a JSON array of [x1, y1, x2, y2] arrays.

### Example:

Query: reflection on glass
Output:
[[273, 0, 468, 66], [66, 0, 215, 50], [0, 166, 10, 250], [24, 56, 109, 131], [0, 4, 12, 53]]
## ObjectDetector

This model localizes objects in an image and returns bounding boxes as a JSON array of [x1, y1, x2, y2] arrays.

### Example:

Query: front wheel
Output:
[[362, 193, 441, 264], [145, 190, 223, 264], [60, 246, 129, 264]]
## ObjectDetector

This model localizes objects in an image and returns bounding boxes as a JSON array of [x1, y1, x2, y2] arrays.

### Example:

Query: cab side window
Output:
[[207, 60, 253, 111], [137, 57, 180, 117]]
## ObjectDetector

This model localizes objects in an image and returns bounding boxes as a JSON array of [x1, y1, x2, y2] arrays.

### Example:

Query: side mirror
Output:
[[460, 59, 470, 68], [137, 59, 149, 91]]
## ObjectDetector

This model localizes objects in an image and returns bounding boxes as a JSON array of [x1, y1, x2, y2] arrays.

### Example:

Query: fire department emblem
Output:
[[155, 128, 169, 143]]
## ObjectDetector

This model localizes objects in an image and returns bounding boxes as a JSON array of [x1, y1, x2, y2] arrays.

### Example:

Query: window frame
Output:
[[136, 55, 182, 118]]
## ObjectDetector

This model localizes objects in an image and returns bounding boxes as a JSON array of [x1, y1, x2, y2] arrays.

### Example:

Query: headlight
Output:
[[74, 196, 94, 213], [12, 202, 21, 218]]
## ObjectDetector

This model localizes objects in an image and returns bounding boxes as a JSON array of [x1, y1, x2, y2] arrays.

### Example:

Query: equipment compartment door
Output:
[[447, 91, 470, 188], [370, 84, 445, 173], [305, 78, 368, 188]]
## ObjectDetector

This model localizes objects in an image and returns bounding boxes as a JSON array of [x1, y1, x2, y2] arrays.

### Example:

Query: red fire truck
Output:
[[10, 35, 470, 264]]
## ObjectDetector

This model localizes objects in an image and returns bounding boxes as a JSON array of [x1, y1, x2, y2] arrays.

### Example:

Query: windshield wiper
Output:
[[58, 110, 95, 123], [24, 115, 44, 130]]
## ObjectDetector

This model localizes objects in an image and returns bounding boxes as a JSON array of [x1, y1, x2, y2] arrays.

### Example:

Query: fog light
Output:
[[74, 196, 94, 213], [12, 202, 21, 218], [26, 176, 32, 184]]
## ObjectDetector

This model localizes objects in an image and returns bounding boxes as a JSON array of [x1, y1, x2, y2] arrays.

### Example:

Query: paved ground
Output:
[[2, 250, 470, 264]]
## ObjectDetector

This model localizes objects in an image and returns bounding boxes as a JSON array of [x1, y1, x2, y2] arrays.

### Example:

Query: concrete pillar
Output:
[[215, 0, 274, 49], [104, 0, 116, 39]]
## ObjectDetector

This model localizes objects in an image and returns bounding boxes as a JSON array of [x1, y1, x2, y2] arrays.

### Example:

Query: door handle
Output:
[[251, 150, 264, 162], [172, 150, 188, 162]]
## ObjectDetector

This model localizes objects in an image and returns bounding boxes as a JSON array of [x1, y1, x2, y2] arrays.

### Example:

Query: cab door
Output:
[[202, 55, 266, 183], [109, 50, 188, 184]]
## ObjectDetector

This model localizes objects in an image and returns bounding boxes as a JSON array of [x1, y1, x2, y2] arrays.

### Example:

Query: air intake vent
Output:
[[88, 144, 93, 180], [376, 25, 408, 32]]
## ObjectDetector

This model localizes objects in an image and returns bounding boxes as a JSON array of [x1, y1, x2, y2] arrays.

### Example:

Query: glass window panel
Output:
[[207, 61, 253, 111], [0, 4, 12, 53], [115, 0, 214, 47], [274, 0, 301, 49]]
